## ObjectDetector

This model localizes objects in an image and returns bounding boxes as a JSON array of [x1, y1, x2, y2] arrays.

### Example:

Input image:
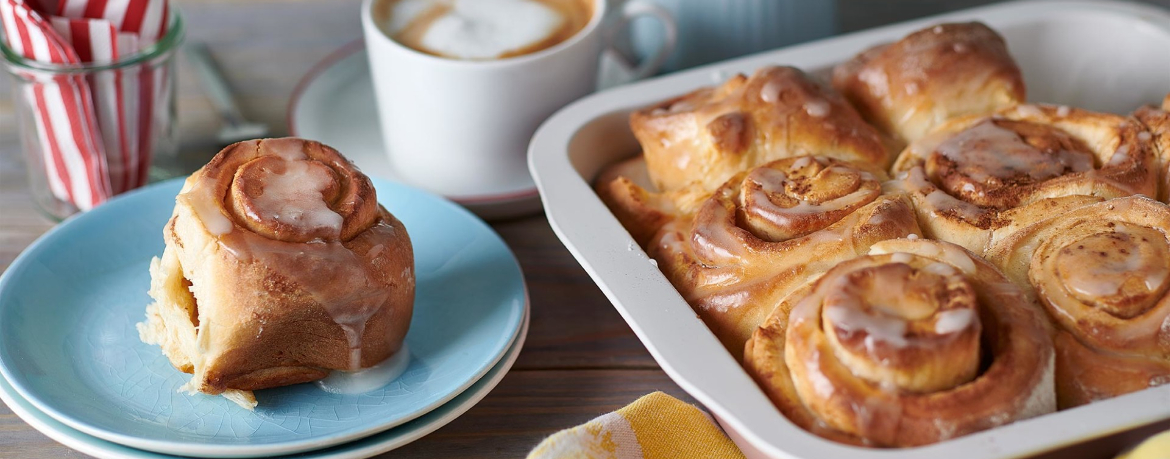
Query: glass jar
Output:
[[1, 12, 184, 220]]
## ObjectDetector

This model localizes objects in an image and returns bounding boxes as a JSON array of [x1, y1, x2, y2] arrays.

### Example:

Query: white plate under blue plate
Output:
[[286, 42, 543, 220], [0, 177, 527, 457], [0, 310, 528, 459]]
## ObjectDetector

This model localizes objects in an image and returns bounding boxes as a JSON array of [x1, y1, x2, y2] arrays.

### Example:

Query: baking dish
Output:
[[528, 1, 1170, 458]]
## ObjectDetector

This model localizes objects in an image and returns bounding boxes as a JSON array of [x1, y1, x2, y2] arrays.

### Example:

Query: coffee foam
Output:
[[384, 0, 587, 60]]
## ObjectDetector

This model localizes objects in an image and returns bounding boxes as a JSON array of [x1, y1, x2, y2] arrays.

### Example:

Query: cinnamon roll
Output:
[[1132, 94, 1170, 202], [985, 196, 1170, 408], [745, 239, 1054, 447], [595, 156, 711, 247], [629, 66, 892, 193], [886, 104, 1159, 254], [648, 156, 919, 359], [138, 138, 414, 408], [833, 22, 1025, 145]]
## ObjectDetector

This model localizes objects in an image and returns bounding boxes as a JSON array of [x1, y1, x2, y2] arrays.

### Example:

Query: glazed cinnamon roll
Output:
[[745, 239, 1054, 447], [833, 22, 1025, 144], [648, 156, 919, 359], [985, 196, 1170, 408], [595, 156, 711, 246], [886, 104, 1159, 254], [138, 138, 414, 408], [629, 66, 892, 193]]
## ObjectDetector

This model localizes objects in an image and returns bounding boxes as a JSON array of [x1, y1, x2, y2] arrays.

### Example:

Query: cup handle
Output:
[[603, 0, 677, 82]]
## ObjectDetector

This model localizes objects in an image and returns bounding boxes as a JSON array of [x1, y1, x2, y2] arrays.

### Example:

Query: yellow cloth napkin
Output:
[[1117, 429, 1170, 459], [528, 391, 746, 459]]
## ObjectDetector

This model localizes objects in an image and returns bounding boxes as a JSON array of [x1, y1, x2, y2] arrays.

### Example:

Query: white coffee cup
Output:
[[361, 0, 675, 199]]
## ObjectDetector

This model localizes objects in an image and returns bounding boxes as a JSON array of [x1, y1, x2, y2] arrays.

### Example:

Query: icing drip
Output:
[[1054, 224, 1170, 318], [181, 185, 233, 236], [804, 99, 831, 118], [1015, 104, 1045, 119], [249, 160, 345, 238], [760, 80, 782, 103], [934, 309, 976, 334], [825, 302, 909, 348], [935, 120, 1095, 184], [315, 344, 411, 394]]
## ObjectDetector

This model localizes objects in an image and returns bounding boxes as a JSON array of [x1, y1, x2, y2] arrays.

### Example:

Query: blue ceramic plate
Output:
[[0, 310, 528, 459], [0, 178, 527, 457]]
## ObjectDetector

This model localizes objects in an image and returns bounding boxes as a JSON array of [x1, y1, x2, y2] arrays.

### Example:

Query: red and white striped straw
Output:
[[1, 0, 170, 212], [56, 0, 168, 190], [49, 16, 136, 193], [2, 0, 111, 210]]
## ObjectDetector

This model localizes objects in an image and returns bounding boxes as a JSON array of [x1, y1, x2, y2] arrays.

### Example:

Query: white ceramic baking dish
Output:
[[529, 1, 1170, 458]]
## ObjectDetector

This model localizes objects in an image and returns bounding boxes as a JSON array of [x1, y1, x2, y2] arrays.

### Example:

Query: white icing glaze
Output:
[[1107, 145, 1130, 167], [1015, 104, 1045, 119], [934, 309, 976, 334], [250, 161, 345, 238], [743, 163, 876, 230], [937, 243, 978, 275], [1139, 131, 1153, 142], [266, 138, 309, 161], [925, 189, 985, 222], [1056, 105, 1071, 117], [923, 262, 958, 277], [825, 303, 909, 348], [791, 156, 816, 169], [936, 121, 1094, 183], [760, 79, 782, 104], [181, 185, 233, 236], [804, 99, 831, 118], [315, 344, 411, 394], [890, 252, 913, 263], [1063, 231, 1169, 298]]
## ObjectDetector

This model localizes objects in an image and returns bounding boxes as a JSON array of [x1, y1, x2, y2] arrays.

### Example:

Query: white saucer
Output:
[[0, 303, 529, 459], [287, 41, 543, 220]]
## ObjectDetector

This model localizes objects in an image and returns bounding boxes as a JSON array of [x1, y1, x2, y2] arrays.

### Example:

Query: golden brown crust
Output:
[[140, 138, 414, 397], [630, 66, 891, 193], [886, 104, 1160, 254], [647, 156, 920, 359], [593, 156, 710, 247], [985, 196, 1170, 408], [745, 239, 1054, 447], [1131, 96, 1170, 202], [833, 22, 1025, 143]]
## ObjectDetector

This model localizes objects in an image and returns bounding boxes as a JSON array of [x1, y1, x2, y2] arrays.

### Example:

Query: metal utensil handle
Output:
[[185, 43, 247, 128]]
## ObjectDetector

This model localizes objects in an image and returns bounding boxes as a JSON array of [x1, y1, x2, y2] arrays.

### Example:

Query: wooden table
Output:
[[3, 0, 1170, 457]]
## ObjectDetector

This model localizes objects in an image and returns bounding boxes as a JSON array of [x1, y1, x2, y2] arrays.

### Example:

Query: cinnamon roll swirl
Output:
[[138, 138, 414, 408], [985, 196, 1170, 408], [648, 156, 919, 359], [886, 104, 1160, 254], [833, 22, 1025, 144], [630, 66, 892, 193], [745, 239, 1054, 447]]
